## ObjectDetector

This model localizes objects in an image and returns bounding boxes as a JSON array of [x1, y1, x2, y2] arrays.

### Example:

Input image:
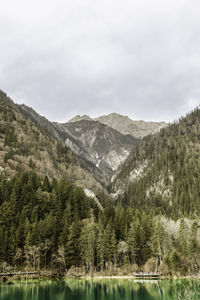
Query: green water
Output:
[[0, 279, 200, 300]]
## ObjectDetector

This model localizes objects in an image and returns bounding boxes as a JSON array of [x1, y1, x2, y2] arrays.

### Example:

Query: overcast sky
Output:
[[0, 0, 200, 122]]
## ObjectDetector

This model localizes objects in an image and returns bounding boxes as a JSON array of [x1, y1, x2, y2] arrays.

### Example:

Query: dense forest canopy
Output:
[[0, 171, 199, 275], [113, 107, 200, 219]]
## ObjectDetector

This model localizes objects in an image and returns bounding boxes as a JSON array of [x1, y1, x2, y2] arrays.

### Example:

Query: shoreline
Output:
[[1, 274, 200, 283], [78, 275, 200, 280]]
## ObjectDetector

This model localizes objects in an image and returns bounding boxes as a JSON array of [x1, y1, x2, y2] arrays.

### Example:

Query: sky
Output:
[[0, 0, 200, 122]]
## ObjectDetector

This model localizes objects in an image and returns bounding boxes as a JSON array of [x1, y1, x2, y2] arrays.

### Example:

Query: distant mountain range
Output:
[[0, 90, 169, 190], [69, 113, 167, 138], [1, 89, 200, 232], [1, 89, 200, 277], [19, 107, 136, 186], [19, 106, 167, 186]]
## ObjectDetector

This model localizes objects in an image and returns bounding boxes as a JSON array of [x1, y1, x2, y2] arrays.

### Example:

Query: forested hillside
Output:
[[0, 90, 200, 276], [0, 171, 101, 271], [19, 105, 138, 186], [112, 107, 200, 219], [0, 171, 199, 275], [0, 90, 104, 192]]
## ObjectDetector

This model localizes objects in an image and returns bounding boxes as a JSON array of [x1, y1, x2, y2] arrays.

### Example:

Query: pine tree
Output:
[[42, 175, 51, 192], [109, 230, 117, 265], [80, 213, 96, 274], [187, 221, 199, 273], [151, 218, 165, 271], [127, 222, 138, 265], [65, 219, 81, 268], [178, 219, 188, 257], [97, 224, 106, 271]]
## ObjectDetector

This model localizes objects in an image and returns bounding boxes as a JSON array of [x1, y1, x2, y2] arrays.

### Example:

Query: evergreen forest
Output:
[[0, 171, 199, 276], [0, 91, 200, 276]]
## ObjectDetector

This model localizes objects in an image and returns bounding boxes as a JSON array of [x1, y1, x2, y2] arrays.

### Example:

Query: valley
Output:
[[0, 90, 200, 280]]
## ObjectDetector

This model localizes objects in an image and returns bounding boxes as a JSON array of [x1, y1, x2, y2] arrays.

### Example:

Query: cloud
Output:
[[0, 0, 200, 122]]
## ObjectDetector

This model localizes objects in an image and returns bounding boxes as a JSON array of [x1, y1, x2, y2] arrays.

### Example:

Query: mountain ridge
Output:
[[68, 112, 167, 138], [18, 106, 139, 186], [1, 89, 200, 277], [0, 90, 106, 193], [0, 89, 168, 190], [111, 106, 200, 218]]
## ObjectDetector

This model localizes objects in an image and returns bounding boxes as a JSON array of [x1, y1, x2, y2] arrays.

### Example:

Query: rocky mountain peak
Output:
[[68, 115, 93, 123], [60, 119, 138, 182], [67, 112, 167, 139], [95, 113, 168, 138]]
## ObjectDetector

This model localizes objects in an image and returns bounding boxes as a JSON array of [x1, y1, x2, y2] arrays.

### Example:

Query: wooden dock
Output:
[[133, 272, 160, 278], [0, 271, 39, 277]]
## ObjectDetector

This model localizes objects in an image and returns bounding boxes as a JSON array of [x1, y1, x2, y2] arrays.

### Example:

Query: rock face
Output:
[[110, 107, 200, 219], [19, 105, 138, 186], [18, 105, 107, 186], [17, 108, 167, 186], [58, 120, 137, 181], [95, 113, 167, 138], [0, 89, 170, 196], [68, 115, 93, 122]]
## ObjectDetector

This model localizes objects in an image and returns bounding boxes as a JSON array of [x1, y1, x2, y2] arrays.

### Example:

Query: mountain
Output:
[[57, 120, 137, 180], [0, 90, 104, 193], [95, 113, 167, 138], [1, 89, 200, 277], [111, 107, 200, 218], [68, 115, 93, 122], [18, 104, 109, 186], [68, 113, 168, 139], [0, 89, 166, 190], [19, 106, 138, 186]]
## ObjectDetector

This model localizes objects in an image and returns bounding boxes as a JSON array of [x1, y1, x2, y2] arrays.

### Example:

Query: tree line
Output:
[[0, 171, 199, 275], [115, 107, 200, 219]]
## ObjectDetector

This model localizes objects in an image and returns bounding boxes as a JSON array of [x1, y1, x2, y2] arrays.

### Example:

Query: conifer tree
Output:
[[127, 222, 138, 265], [80, 213, 96, 274], [65, 219, 81, 268]]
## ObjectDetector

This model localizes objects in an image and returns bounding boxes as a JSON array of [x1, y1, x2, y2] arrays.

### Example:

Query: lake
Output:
[[0, 279, 200, 300]]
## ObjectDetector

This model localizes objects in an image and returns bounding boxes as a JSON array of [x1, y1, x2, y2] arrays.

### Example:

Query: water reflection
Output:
[[0, 279, 200, 300]]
